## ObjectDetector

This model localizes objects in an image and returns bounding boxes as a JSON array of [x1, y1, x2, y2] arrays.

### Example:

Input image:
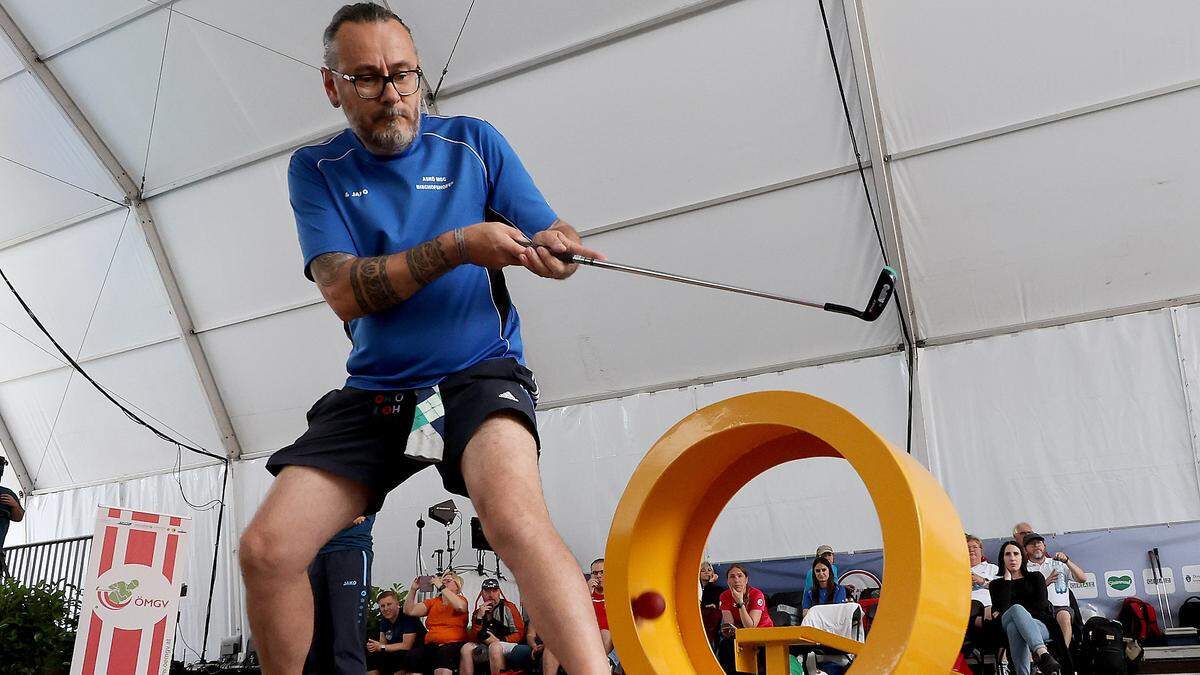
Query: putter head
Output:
[[860, 266, 897, 322]]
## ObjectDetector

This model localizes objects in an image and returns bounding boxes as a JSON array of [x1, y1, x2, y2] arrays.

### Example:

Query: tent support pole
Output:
[[0, 412, 34, 494]]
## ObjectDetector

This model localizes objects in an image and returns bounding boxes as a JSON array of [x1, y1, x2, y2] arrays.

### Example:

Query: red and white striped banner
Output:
[[70, 506, 190, 675]]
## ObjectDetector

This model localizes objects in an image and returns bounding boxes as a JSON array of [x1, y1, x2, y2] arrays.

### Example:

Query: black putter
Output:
[[529, 243, 897, 322]]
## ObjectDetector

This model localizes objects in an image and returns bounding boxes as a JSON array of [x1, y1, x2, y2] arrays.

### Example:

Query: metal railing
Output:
[[2, 534, 91, 614]]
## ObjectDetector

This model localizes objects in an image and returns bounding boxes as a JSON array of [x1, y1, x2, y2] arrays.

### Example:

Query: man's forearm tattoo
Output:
[[349, 256, 401, 313], [406, 238, 453, 286], [311, 252, 354, 287]]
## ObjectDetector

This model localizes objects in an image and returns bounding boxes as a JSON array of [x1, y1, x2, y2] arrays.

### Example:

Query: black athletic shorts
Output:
[[266, 358, 539, 512]]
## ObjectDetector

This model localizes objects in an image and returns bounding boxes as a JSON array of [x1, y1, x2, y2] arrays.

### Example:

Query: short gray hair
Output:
[[322, 3, 414, 69]]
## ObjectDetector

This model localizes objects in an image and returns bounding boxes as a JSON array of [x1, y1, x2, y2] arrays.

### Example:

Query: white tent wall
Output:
[[860, 0, 1200, 341], [921, 307, 1200, 539]]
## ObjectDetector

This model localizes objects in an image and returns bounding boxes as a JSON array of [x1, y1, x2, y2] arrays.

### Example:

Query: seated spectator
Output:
[[801, 557, 847, 619], [988, 541, 1061, 675], [588, 557, 622, 673], [716, 563, 774, 674], [367, 589, 422, 675], [460, 578, 525, 675], [700, 560, 726, 607], [699, 560, 726, 648], [967, 534, 999, 634], [1023, 532, 1085, 648], [403, 572, 470, 675], [803, 544, 840, 596], [1012, 522, 1033, 547]]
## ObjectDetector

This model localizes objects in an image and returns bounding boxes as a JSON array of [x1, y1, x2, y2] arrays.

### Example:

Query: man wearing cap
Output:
[[460, 578, 524, 675], [804, 545, 840, 596], [1024, 532, 1086, 647]]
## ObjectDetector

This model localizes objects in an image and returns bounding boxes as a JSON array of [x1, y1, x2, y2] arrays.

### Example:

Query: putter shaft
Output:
[[560, 254, 825, 310]]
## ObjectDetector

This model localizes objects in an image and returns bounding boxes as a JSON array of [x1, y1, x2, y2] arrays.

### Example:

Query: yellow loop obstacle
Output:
[[604, 391, 970, 674]]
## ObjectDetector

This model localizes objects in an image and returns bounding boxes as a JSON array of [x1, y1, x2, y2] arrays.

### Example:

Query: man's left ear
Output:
[[322, 68, 342, 108]]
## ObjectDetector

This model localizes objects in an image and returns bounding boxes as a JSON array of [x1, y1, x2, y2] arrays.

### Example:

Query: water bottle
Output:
[[1054, 563, 1069, 594]]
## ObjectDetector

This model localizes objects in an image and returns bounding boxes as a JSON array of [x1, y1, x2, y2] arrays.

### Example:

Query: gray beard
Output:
[[366, 112, 420, 154]]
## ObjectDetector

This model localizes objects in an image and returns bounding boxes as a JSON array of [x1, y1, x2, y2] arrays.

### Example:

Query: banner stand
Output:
[[70, 506, 190, 675]]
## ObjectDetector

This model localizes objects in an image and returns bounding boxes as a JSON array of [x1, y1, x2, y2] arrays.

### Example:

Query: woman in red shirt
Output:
[[716, 563, 773, 673]]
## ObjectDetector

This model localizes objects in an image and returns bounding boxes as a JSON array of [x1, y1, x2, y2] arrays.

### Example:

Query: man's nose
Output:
[[378, 78, 403, 105]]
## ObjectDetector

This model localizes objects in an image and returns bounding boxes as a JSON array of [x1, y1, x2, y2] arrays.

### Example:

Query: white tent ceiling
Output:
[[0, 0, 1194, 488], [3, 0, 1200, 658]]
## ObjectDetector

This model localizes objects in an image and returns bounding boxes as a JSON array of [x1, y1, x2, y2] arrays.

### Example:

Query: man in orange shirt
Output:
[[404, 572, 470, 675]]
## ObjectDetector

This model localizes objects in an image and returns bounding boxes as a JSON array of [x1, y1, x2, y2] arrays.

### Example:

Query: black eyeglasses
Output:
[[329, 68, 423, 99]]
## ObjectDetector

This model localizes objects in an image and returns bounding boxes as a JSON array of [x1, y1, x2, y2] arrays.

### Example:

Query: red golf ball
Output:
[[632, 591, 666, 620]]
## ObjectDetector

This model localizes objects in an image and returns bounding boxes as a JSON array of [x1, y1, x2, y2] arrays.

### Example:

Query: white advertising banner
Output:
[[70, 506, 190, 675]]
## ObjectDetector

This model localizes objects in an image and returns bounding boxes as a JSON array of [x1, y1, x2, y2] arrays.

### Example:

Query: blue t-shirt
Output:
[[319, 514, 375, 555], [288, 115, 558, 390], [802, 584, 847, 610], [381, 613, 423, 644], [0, 486, 18, 548]]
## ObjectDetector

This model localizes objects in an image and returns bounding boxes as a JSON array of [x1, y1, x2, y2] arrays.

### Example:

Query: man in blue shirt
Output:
[[366, 590, 422, 674], [238, 5, 610, 675], [305, 515, 375, 674], [1, 458, 27, 571]]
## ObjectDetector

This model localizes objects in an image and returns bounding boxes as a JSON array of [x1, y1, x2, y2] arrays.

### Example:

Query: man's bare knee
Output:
[[239, 525, 293, 578]]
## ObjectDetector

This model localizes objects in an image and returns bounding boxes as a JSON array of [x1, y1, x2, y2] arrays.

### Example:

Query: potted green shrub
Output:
[[0, 578, 80, 674]]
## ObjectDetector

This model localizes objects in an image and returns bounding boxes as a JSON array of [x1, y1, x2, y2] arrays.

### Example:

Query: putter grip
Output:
[[525, 243, 581, 265]]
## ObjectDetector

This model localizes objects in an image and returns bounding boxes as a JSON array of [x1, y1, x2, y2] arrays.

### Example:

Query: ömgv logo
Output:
[[97, 579, 139, 610], [94, 568, 175, 629]]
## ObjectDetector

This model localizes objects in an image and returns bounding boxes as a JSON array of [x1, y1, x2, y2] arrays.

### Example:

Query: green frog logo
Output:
[[98, 579, 139, 610]]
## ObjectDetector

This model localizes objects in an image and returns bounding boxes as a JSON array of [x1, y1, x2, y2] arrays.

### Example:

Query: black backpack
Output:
[[1079, 616, 1126, 674], [1179, 596, 1200, 631]]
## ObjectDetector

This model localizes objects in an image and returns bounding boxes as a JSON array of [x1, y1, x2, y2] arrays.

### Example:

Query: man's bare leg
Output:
[[239, 466, 370, 674], [487, 641, 508, 674], [462, 413, 610, 675], [543, 648, 562, 675], [1057, 609, 1073, 648]]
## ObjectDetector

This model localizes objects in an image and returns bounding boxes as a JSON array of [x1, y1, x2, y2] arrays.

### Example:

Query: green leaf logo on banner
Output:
[[1107, 574, 1133, 591]]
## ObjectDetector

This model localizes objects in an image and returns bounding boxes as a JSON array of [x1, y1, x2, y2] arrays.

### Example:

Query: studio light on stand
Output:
[[427, 499, 457, 526], [427, 499, 458, 573]]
